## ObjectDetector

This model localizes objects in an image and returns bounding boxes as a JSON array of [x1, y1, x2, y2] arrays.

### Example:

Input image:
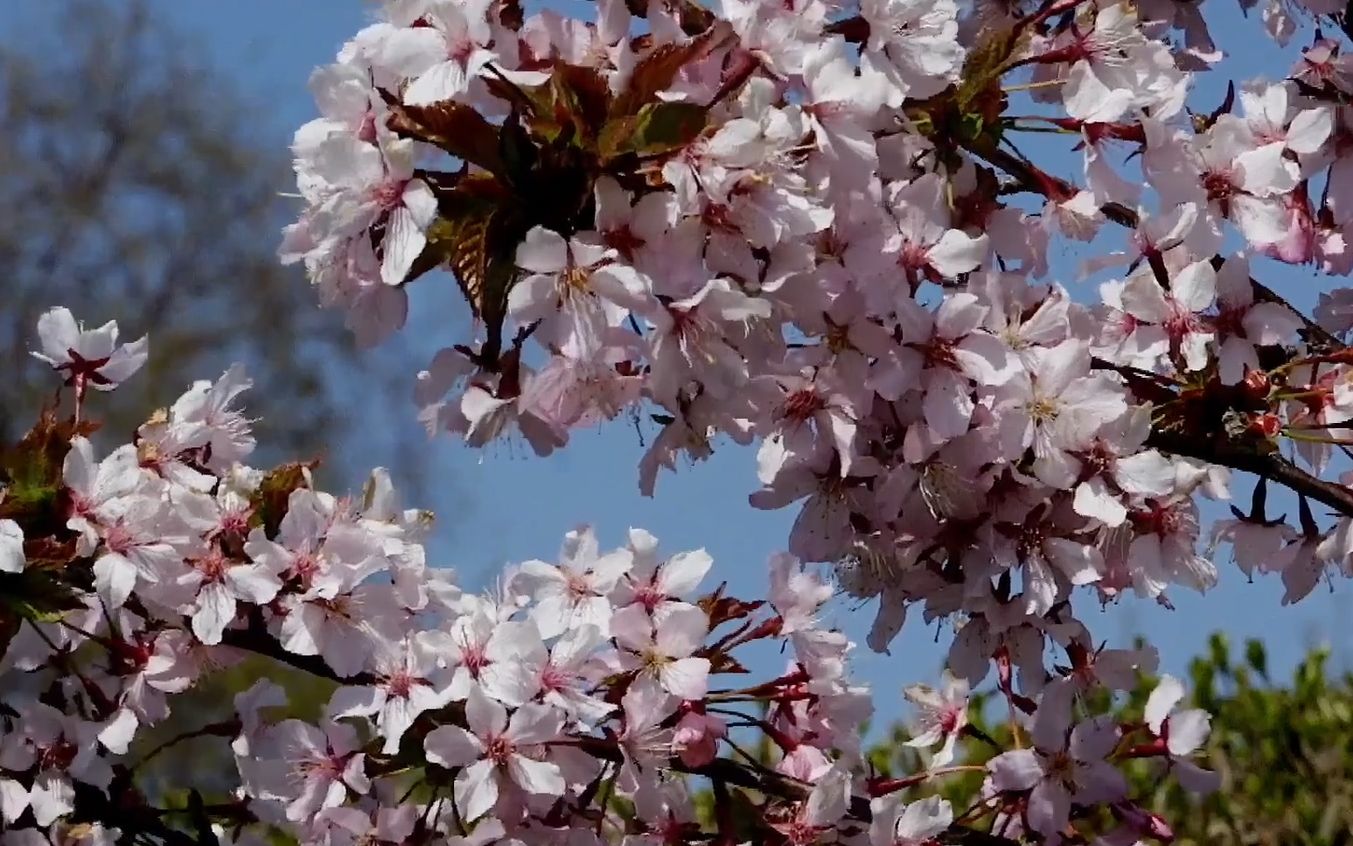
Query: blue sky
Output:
[[9, 0, 1353, 731]]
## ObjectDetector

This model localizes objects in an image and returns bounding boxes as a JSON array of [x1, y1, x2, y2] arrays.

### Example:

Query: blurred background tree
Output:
[[0, 0, 420, 486], [0, 0, 448, 792], [861, 634, 1353, 845]]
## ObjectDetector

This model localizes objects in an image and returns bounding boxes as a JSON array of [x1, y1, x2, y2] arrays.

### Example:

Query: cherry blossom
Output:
[[987, 708, 1126, 836], [869, 795, 954, 846], [31, 307, 148, 394], [422, 688, 565, 823], [22, 0, 1353, 835], [1144, 674, 1221, 794], [902, 672, 970, 767], [612, 601, 712, 700]]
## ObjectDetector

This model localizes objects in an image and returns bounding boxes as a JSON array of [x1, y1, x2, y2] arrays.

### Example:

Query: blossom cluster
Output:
[[0, 309, 1209, 845], [284, 0, 1353, 659]]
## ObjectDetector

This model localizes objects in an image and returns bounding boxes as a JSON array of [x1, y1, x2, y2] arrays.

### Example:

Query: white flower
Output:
[[1144, 674, 1220, 794], [0, 520, 24, 574], [423, 688, 566, 822], [903, 673, 969, 767], [31, 307, 148, 391]]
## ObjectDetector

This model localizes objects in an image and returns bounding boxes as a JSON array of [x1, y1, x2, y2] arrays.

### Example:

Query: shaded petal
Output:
[[516, 227, 569, 273], [987, 749, 1042, 791], [1145, 674, 1185, 734]]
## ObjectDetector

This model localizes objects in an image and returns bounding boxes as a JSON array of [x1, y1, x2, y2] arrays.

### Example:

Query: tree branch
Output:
[[968, 139, 1353, 517], [220, 615, 375, 686], [1147, 429, 1353, 517], [966, 143, 1340, 351]]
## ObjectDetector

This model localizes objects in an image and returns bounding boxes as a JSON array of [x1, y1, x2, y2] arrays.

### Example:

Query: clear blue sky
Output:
[[6, 0, 1352, 731]]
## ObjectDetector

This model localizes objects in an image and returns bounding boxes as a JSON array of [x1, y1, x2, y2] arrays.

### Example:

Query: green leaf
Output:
[[1246, 639, 1269, 678], [0, 407, 94, 529], [601, 100, 707, 161], [0, 569, 85, 624]]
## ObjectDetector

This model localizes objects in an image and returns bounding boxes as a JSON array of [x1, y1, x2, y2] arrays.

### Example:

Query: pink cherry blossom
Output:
[[423, 688, 565, 822], [903, 673, 969, 767], [31, 307, 148, 393]]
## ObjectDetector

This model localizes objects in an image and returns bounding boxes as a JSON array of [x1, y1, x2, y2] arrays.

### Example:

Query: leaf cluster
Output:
[[381, 34, 721, 366]]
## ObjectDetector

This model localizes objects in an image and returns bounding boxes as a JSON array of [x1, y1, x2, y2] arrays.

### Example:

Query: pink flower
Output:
[[253, 720, 371, 823], [888, 175, 990, 290], [860, 0, 962, 104], [31, 307, 148, 392], [325, 633, 455, 753], [297, 133, 436, 286], [639, 278, 773, 408], [0, 520, 24, 574], [987, 699, 1125, 836], [902, 673, 969, 767], [0, 699, 114, 826], [516, 525, 631, 639], [673, 708, 727, 767], [612, 603, 711, 700], [751, 443, 878, 562], [896, 292, 1016, 442], [768, 551, 832, 635], [62, 437, 143, 556], [509, 227, 651, 357], [612, 531, 713, 618], [1117, 259, 1217, 373], [92, 493, 191, 610], [167, 364, 257, 471], [615, 678, 676, 796], [1125, 495, 1218, 598], [530, 623, 614, 727], [869, 795, 953, 846], [373, 0, 500, 106], [1144, 674, 1220, 794], [995, 339, 1128, 488], [422, 688, 566, 823]]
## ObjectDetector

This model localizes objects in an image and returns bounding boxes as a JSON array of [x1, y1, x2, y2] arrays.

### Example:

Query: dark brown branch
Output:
[[1148, 429, 1353, 517], [220, 615, 376, 686]]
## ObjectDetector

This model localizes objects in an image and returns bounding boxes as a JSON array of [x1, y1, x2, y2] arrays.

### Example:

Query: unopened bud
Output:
[[1241, 368, 1270, 402]]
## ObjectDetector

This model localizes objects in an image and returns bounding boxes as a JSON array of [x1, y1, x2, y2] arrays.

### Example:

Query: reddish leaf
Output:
[[484, 65, 611, 148], [0, 406, 97, 529], [424, 182, 528, 365], [383, 95, 507, 176], [550, 63, 612, 142], [613, 30, 721, 117], [249, 460, 318, 539], [698, 583, 764, 628]]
